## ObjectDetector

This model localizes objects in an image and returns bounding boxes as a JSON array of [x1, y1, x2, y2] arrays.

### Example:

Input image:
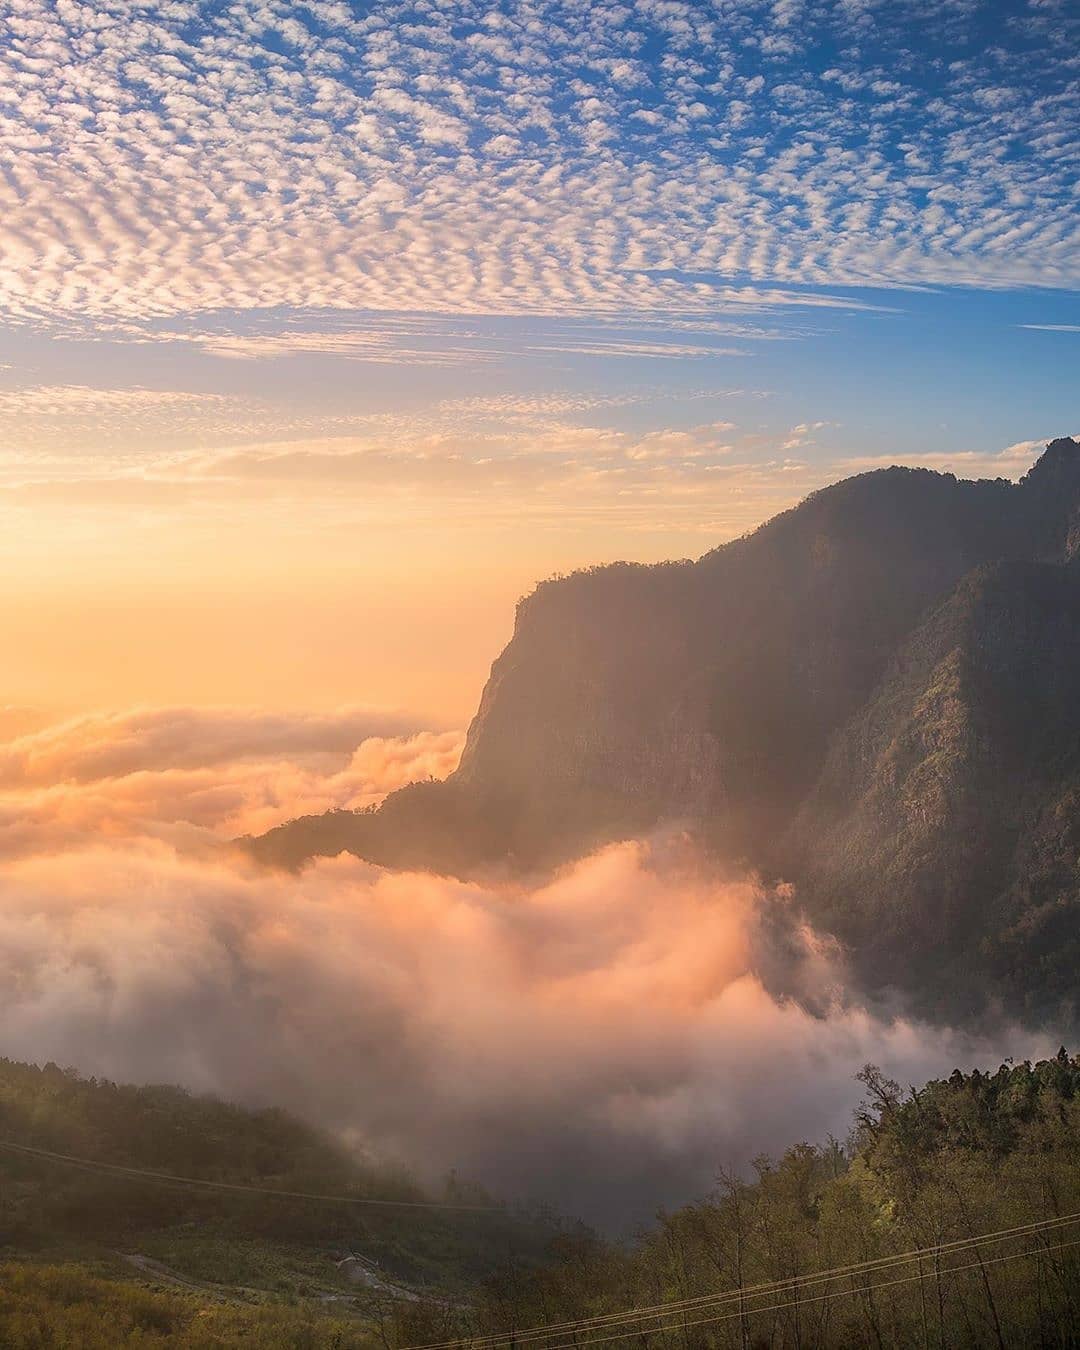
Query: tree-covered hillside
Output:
[[789, 556, 1080, 1023], [402, 1050, 1080, 1350], [0, 1057, 563, 1346], [4, 1053, 1080, 1346]]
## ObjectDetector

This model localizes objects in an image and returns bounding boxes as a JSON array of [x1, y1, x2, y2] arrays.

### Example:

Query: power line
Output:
[[539, 1235, 1080, 1350], [0, 1138, 499, 1213], [9, 1133, 1079, 1347], [408, 1210, 1080, 1350], [413, 1211, 1080, 1348]]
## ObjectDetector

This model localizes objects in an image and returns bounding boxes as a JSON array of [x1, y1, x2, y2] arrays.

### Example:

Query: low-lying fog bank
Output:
[[0, 705, 1048, 1227]]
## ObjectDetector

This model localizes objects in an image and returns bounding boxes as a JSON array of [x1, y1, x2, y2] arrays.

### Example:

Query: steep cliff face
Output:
[[787, 557, 1080, 1019], [440, 463, 1027, 863], [453, 561, 718, 849], [249, 439, 1080, 1018]]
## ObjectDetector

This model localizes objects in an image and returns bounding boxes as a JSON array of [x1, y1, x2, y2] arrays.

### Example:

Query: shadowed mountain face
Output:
[[789, 556, 1080, 1021], [250, 439, 1080, 1021]]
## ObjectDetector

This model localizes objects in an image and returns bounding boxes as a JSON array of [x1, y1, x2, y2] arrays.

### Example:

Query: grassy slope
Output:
[[7, 1052, 1080, 1346], [0, 1058, 564, 1346]]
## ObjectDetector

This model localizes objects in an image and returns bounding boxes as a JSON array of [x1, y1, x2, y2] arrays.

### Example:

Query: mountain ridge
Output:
[[249, 439, 1080, 1020]]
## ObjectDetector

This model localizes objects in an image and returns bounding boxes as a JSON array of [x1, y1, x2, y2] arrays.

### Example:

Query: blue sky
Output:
[[1, 0, 1077, 492], [0, 0, 1076, 713]]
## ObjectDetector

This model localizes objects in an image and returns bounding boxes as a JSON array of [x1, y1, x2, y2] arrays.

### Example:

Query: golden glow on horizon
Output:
[[3, 496, 704, 720], [2, 432, 1048, 722]]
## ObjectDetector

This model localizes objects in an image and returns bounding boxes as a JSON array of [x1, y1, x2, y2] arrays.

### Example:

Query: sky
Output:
[[0, 0, 1074, 1215], [2, 0, 1077, 721]]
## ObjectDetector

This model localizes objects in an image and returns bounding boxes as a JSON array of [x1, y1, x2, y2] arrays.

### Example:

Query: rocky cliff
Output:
[[249, 438, 1080, 1020]]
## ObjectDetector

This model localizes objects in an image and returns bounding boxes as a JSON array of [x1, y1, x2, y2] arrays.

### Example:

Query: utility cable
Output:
[[407, 1209, 1080, 1349], [538, 1234, 1080, 1350], [0, 1137, 499, 1213]]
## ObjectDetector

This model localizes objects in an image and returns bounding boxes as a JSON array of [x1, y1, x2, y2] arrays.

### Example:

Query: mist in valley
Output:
[[0, 706, 1048, 1228]]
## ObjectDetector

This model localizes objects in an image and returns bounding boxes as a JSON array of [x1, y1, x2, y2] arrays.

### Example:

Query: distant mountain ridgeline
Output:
[[248, 438, 1080, 1022]]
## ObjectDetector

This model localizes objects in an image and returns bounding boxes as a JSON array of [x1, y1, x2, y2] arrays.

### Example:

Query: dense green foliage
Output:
[[0, 1058, 562, 1345], [4, 1054, 1080, 1345], [388, 1052, 1080, 1350]]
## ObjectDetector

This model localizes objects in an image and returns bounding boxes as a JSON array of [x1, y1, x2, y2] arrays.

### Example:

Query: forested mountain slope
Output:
[[5, 1052, 1080, 1349], [0, 1058, 557, 1296], [443, 1050, 1080, 1350], [788, 557, 1080, 1021]]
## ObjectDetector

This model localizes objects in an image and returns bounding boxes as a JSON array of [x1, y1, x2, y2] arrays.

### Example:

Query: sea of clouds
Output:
[[0, 705, 1048, 1227]]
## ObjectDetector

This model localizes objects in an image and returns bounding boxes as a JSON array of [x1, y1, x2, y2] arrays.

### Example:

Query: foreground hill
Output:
[[0, 1057, 561, 1345], [445, 1049, 1080, 1350], [250, 439, 1080, 1020], [5, 1051, 1080, 1347]]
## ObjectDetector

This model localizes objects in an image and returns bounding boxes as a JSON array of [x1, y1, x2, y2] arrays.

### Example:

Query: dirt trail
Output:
[[118, 1250, 426, 1309], [118, 1253, 258, 1304], [335, 1255, 425, 1302], [119, 1253, 205, 1290]]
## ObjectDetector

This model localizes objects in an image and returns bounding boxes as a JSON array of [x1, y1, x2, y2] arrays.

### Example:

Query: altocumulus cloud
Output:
[[1, 0, 1075, 331]]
